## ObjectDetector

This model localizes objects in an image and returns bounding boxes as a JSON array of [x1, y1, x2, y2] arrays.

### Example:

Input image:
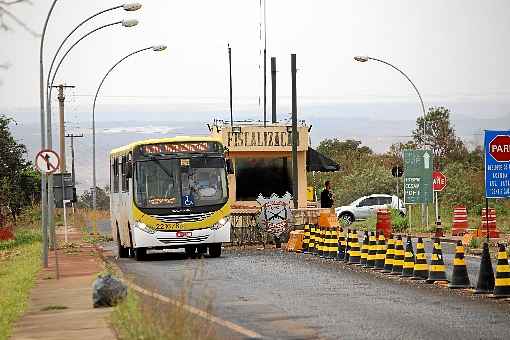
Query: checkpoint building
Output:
[[209, 120, 340, 209]]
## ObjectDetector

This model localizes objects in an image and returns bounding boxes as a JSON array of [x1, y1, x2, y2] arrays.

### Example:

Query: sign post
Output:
[[484, 130, 510, 241], [35, 149, 60, 270], [432, 171, 447, 222], [403, 150, 433, 228]]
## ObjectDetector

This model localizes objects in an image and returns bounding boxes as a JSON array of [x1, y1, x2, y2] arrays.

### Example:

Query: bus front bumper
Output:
[[132, 221, 231, 248]]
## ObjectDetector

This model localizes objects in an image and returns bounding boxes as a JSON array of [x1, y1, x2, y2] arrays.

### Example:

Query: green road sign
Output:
[[403, 150, 433, 204]]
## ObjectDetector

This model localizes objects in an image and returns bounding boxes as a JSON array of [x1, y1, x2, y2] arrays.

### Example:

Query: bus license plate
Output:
[[176, 231, 191, 238]]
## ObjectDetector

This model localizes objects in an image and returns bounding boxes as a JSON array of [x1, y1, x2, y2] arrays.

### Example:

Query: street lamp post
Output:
[[45, 19, 138, 246], [354, 55, 428, 227], [39, 0, 59, 268], [91, 45, 167, 233]]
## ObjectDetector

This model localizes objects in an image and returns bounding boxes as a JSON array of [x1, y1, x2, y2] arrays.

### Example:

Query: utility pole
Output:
[[50, 84, 74, 250], [291, 53, 298, 209], [52, 84, 75, 173], [65, 133, 84, 188]]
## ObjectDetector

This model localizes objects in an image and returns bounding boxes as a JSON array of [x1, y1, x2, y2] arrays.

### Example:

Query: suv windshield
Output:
[[135, 157, 228, 209]]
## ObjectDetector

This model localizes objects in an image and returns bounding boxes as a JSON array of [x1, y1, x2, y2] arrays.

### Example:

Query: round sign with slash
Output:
[[35, 149, 60, 174]]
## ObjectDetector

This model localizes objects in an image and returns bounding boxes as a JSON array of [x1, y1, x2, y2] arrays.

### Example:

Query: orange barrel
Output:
[[376, 208, 392, 239], [452, 206, 468, 236], [477, 208, 500, 238]]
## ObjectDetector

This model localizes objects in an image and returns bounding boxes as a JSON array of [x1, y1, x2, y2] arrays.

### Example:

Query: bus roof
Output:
[[109, 135, 223, 156]]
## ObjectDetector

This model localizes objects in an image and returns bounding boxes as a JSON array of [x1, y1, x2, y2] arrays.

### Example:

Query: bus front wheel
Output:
[[134, 247, 146, 261], [208, 243, 222, 258]]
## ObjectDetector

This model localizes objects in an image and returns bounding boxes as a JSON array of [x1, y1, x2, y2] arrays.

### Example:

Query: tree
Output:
[[0, 114, 40, 221], [386, 140, 417, 165], [317, 139, 373, 175], [77, 186, 110, 210], [412, 106, 468, 169]]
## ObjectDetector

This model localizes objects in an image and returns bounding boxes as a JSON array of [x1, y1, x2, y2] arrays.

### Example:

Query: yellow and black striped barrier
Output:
[[366, 232, 377, 269], [374, 234, 386, 270], [302, 225, 310, 254], [382, 236, 395, 273], [348, 230, 361, 265], [448, 240, 471, 289], [493, 243, 510, 298], [411, 237, 428, 280], [337, 227, 346, 261], [359, 231, 369, 267], [391, 235, 404, 275], [426, 238, 448, 283], [401, 236, 415, 277]]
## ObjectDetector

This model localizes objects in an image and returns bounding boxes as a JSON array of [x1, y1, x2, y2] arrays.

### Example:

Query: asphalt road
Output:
[[110, 245, 510, 340]]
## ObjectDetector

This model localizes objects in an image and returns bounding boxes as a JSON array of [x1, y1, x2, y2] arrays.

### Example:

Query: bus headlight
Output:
[[211, 216, 230, 230], [134, 222, 156, 234]]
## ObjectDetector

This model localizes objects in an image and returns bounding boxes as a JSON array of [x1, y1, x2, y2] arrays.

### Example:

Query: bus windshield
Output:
[[134, 157, 228, 209]]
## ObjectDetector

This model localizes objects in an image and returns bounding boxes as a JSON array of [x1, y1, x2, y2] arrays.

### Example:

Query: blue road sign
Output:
[[484, 130, 510, 198]]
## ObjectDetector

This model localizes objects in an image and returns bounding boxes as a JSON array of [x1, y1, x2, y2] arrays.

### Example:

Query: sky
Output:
[[1, 0, 510, 121], [2, 0, 509, 192]]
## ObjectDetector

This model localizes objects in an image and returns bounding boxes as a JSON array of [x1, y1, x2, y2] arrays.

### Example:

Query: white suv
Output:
[[335, 194, 406, 225]]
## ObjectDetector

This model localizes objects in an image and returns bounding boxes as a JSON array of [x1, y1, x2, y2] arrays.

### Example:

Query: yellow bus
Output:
[[109, 136, 232, 261]]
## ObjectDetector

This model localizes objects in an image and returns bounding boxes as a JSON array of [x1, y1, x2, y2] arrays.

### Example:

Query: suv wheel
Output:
[[339, 213, 354, 225]]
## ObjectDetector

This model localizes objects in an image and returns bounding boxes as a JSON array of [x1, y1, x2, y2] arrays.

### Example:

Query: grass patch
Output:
[[0, 228, 42, 251], [82, 234, 113, 245], [40, 305, 68, 311], [111, 289, 218, 340], [0, 240, 41, 339]]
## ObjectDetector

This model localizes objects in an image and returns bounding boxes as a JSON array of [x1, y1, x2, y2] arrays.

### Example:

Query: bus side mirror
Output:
[[226, 159, 234, 174], [126, 161, 133, 178]]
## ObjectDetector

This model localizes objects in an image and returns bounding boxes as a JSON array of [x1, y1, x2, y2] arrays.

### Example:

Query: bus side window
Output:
[[121, 155, 128, 192], [113, 158, 119, 193]]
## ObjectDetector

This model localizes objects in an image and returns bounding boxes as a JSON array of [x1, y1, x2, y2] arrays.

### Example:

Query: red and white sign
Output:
[[35, 149, 60, 174], [433, 171, 447, 191], [489, 135, 510, 162]]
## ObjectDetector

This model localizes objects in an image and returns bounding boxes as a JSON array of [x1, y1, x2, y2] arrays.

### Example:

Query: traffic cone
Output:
[[401, 236, 415, 277], [329, 227, 339, 259], [374, 234, 386, 270], [493, 243, 510, 298], [337, 227, 346, 260], [317, 225, 325, 257], [321, 227, 331, 258], [302, 224, 310, 254], [308, 225, 316, 255], [411, 237, 429, 280], [344, 229, 351, 263], [366, 232, 377, 268], [359, 231, 369, 266], [448, 240, 471, 289], [348, 230, 361, 265], [426, 238, 448, 283], [382, 236, 395, 273], [391, 235, 404, 275], [474, 242, 495, 294]]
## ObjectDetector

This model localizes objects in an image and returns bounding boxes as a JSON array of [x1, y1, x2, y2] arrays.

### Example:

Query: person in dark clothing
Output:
[[320, 180, 334, 208]]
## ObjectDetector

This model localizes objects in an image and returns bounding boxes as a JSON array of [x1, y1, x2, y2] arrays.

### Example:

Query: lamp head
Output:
[[354, 56, 369, 62], [121, 19, 139, 27], [152, 45, 167, 52], [123, 3, 142, 11]]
